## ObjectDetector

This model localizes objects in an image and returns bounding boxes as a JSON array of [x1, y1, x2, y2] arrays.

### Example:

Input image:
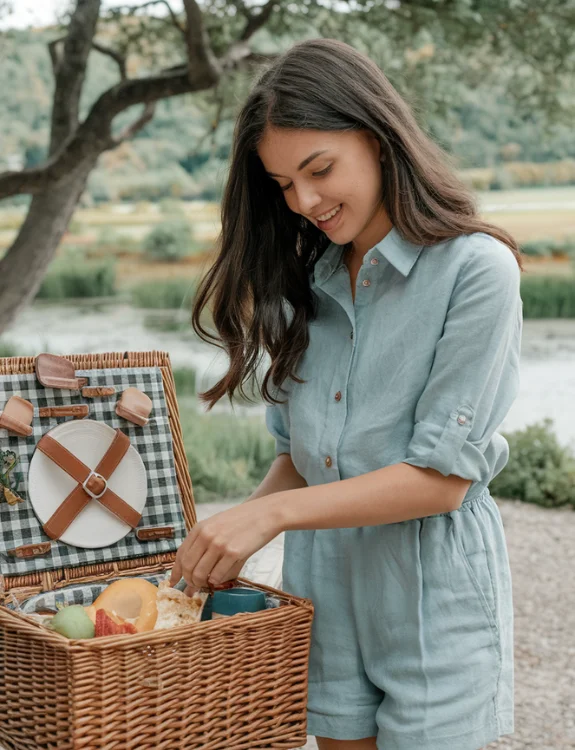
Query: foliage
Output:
[[180, 408, 276, 504], [520, 236, 575, 258], [490, 419, 575, 509], [520, 276, 575, 318], [173, 367, 197, 398], [143, 219, 195, 262], [130, 278, 197, 309], [35, 256, 117, 299]]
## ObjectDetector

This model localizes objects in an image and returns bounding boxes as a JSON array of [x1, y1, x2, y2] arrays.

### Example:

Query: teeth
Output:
[[317, 204, 341, 222]]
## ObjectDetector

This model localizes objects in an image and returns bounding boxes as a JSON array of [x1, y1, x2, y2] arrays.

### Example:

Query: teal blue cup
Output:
[[211, 588, 266, 619]]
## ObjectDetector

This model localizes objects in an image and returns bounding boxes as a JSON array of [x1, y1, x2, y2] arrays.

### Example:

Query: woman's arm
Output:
[[244, 453, 308, 502], [267, 463, 472, 531]]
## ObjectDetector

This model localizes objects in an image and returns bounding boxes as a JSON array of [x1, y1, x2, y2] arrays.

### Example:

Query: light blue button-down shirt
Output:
[[265, 227, 523, 504]]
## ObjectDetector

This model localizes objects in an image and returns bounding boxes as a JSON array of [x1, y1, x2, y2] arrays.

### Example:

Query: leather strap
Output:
[[0, 413, 33, 437], [37, 429, 142, 540], [7, 542, 52, 559]]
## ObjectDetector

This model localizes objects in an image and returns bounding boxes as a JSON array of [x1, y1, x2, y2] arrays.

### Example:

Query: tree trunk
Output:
[[0, 159, 96, 330]]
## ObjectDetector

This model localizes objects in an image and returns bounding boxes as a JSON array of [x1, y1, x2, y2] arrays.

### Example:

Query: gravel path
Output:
[[200, 498, 575, 749]]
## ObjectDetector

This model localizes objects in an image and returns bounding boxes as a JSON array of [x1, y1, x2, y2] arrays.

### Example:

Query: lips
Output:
[[313, 204, 341, 221], [316, 204, 343, 231]]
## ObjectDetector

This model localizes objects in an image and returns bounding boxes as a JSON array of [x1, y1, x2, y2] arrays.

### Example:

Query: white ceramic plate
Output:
[[28, 419, 148, 549]]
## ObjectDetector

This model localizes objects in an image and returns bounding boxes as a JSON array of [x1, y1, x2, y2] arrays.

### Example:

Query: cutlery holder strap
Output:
[[36, 430, 142, 540]]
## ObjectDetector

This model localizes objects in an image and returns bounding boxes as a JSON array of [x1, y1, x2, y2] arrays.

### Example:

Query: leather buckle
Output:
[[82, 470, 108, 500]]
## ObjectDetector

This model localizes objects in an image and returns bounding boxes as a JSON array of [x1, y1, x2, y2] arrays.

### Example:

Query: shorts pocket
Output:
[[451, 514, 498, 633]]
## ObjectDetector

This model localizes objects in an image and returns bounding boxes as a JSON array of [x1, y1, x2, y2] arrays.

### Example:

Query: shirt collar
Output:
[[313, 226, 425, 285]]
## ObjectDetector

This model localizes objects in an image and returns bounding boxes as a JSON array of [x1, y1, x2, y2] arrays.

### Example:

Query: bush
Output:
[[180, 408, 276, 503], [520, 239, 555, 258], [36, 258, 117, 299], [173, 367, 197, 397], [0, 340, 23, 357], [130, 278, 197, 309], [490, 419, 575, 509], [520, 236, 575, 259], [520, 276, 575, 318], [158, 198, 186, 217], [143, 219, 195, 262]]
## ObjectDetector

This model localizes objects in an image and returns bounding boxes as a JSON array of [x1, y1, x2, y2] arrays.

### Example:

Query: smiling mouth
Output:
[[314, 204, 342, 222]]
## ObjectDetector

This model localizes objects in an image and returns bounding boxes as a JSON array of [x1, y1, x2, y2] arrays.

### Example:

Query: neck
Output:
[[349, 206, 393, 262]]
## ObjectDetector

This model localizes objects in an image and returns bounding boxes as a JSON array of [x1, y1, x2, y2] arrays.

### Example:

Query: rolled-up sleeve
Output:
[[265, 398, 291, 457], [403, 236, 523, 485]]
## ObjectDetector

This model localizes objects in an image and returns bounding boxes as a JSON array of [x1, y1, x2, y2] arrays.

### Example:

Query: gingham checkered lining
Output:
[[0, 367, 187, 576], [7, 574, 280, 614]]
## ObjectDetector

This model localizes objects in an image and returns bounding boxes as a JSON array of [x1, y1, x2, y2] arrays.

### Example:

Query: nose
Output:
[[292, 183, 322, 217]]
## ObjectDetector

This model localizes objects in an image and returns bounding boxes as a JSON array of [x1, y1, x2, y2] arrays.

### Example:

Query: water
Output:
[[2, 303, 575, 450]]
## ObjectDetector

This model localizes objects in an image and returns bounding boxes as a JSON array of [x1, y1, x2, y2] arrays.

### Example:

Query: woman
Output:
[[171, 38, 523, 750]]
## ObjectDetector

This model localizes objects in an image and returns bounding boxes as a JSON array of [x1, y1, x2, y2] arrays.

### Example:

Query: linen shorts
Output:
[[282, 487, 514, 750]]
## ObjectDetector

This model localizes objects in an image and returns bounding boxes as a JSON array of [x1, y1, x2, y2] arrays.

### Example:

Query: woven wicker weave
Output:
[[0, 352, 314, 749]]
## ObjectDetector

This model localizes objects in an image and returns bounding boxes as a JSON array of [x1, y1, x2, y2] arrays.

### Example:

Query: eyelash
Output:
[[279, 165, 332, 192]]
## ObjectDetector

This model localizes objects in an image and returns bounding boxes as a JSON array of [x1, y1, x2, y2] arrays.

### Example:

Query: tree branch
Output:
[[112, 0, 184, 27], [50, 35, 128, 80], [220, 0, 280, 70], [111, 101, 156, 145], [92, 40, 128, 80], [49, 0, 102, 155], [182, 0, 221, 80], [239, 0, 279, 42], [0, 66, 214, 200]]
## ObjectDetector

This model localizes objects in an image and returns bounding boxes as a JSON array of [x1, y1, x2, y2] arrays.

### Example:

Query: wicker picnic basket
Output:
[[0, 351, 314, 750]]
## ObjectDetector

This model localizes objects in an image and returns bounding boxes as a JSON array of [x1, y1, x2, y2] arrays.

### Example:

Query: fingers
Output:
[[208, 557, 246, 587], [169, 527, 199, 586], [183, 547, 221, 589]]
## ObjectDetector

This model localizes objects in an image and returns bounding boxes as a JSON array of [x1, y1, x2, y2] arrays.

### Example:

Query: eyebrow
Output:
[[266, 150, 329, 178]]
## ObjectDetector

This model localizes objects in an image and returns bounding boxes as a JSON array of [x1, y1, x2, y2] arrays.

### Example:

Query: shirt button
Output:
[[350, 330, 354, 339], [362, 279, 370, 287], [325, 456, 333, 468], [334, 391, 342, 401], [457, 415, 467, 425], [370, 258, 379, 265]]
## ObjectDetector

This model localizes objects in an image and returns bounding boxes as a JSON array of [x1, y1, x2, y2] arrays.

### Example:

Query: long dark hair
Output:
[[191, 37, 524, 409]]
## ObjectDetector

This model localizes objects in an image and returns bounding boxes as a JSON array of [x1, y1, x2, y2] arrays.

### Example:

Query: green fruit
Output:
[[48, 605, 95, 639]]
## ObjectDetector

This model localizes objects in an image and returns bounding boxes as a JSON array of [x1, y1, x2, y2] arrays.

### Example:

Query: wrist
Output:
[[264, 491, 290, 534]]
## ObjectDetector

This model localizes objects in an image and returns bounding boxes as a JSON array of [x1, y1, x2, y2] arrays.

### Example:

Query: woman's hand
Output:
[[169, 497, 283, 591]]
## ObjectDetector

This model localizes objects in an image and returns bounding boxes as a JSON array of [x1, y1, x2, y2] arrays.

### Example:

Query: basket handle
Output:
[[36, 429, 142, 540]]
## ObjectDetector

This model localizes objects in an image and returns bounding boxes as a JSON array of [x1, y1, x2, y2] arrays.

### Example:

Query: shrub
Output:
[[490, 419, 575, 509], [520, 276, 575, 318], [130, 278, 197, 309], [36, 258, 117, 299], [520, 239, 554, 258], [173, 367, 197, 397], [180, 408, 276, 503], [143, 219, 194, 262]]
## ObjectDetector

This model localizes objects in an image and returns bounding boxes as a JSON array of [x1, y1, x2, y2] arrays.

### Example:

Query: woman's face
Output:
[[257, 126, 390, 251]]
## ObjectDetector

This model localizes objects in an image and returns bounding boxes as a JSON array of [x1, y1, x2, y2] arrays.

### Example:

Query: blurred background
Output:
[[0, 3, 574, 748]]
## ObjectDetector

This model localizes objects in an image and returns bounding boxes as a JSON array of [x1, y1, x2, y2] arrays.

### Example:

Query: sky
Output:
[[0, 0, 185, 29]]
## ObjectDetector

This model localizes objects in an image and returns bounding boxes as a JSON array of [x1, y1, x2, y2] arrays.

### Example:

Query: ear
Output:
[[368, 130, 384, 162]]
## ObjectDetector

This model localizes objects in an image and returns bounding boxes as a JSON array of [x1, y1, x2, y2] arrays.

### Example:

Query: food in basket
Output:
[[90, 577, 159, 632], [89, 578, 158, 633], [153, 579, 208, 629], [32, 578, 208, 639], [47, 605, 95, 639], [95, 608, 138, 636]]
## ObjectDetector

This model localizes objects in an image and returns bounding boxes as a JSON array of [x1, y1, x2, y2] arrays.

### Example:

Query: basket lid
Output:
[[0, 352, 194, 582]]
